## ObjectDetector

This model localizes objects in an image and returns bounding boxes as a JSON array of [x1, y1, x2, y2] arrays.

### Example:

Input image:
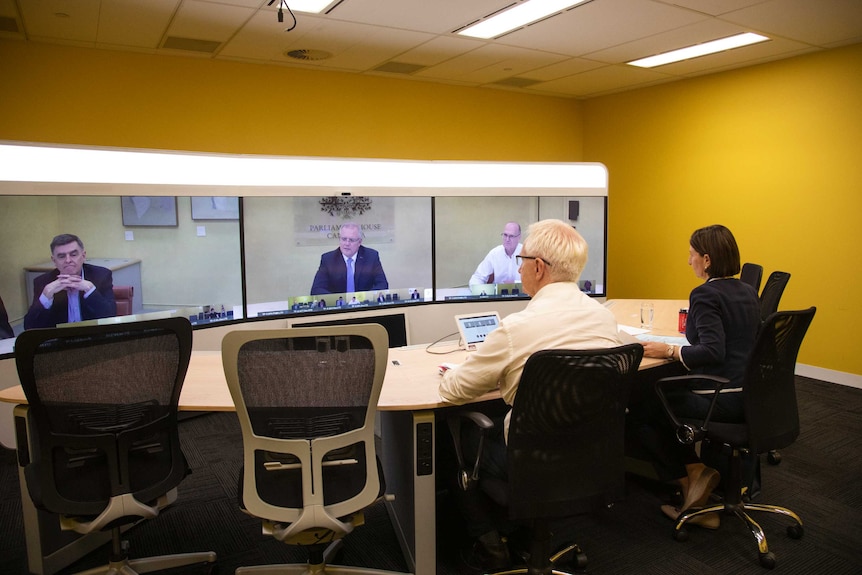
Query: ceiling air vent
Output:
[[162, 36, 221, 54], [0, 16, 20, 33], [373, 62, 427, 75], [285, 49, 332, 61], [492, 77, 542, 88]]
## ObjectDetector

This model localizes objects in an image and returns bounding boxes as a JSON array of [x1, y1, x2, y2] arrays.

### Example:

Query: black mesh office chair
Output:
[[14, 317, 216, 575], [655, 307, 815, 569], [448, 344, 644, 574], [740, 262, 764, 293], [757, 270, 792, 465], [222, 324, 407, 575], [759, 271, 791, 323]]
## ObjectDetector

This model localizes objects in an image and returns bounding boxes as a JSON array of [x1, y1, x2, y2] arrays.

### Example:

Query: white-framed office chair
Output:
[[222, 323, 408, 575], [14, 317, 216, 575]]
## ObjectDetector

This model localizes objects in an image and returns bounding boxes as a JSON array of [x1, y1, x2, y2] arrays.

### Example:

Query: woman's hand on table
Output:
[[642, 341, 675, 359]]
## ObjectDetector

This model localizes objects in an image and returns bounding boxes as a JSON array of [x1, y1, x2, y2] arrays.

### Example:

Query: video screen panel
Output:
[[0, 192, 605, 351], [243, 196, 433, 318], [0, 194, 243, 342], [434, 195, 606, 300]]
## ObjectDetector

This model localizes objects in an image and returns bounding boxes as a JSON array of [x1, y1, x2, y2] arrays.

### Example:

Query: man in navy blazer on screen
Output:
[[310, 222, 388, 295], [24, 233, 117, 329]]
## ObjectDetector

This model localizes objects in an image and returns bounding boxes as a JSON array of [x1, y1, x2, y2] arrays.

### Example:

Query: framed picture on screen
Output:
[[121, 196, 178, 227], [191, 197, 240, 220]]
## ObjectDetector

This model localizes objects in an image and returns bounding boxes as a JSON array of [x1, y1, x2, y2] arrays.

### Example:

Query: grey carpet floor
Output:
[[1, 376, 860, 575]]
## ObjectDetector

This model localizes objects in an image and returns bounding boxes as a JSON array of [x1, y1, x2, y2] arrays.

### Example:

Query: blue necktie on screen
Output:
[[346, 258, 355, 293]]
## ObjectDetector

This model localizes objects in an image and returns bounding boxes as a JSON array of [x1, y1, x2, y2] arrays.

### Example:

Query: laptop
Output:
[[454, 311, 501, 351]]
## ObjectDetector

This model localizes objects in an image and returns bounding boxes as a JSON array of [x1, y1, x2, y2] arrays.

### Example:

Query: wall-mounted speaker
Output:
[[568, 200, 580, 221]]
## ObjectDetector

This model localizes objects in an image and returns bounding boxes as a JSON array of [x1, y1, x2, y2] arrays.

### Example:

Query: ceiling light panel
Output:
[[289, 0, 340, 14], [627, 32, 770, 68], [458, 0, 589, 39]]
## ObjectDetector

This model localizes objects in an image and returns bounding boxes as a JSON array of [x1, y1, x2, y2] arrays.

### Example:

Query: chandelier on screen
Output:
[[319, 196, 373, 218]]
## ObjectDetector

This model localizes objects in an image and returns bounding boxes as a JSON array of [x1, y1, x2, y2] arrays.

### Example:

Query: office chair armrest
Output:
[[654, 374, 729, 445], [446, 410, 495, 491]]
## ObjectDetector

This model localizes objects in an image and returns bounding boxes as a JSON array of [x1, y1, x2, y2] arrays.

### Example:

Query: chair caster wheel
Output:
[[787, 524, 804, 539], [573, 551, 588, 570], [673, 528, 688, 542], [552, 544, 587, 570], [767, 450, 782, 465], [759, 551, 776, 569]]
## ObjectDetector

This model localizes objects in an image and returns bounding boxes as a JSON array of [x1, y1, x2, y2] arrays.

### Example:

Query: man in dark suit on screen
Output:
[[0, 294, 14, 339], [24, 233, 117, 329], [310, 222, 389, 295]]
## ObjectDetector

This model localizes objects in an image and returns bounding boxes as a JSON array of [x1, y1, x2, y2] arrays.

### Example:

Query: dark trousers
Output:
[[627, 386, 744, 482], [450, 413, 510, 537]]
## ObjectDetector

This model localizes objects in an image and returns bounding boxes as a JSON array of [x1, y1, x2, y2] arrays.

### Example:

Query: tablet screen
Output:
[[454, 312, 501, 351]]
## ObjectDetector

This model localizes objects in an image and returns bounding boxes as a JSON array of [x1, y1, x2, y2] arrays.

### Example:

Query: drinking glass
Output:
[[640, 302, 654, 329]]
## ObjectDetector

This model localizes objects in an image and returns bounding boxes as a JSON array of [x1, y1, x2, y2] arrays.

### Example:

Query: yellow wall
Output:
[[0, 40, 582, 161], [584, 42, 862, 376]]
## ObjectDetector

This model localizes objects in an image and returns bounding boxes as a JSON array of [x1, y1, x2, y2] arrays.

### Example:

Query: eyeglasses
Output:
[[501, 233, 521, 240], [339, 237, 361, 244], [516, 255, 552, 267]]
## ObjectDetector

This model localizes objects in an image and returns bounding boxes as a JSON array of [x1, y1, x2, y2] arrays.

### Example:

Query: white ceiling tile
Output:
[[721, 0, 862, 47], [219, 10, 290, 60], [168, 0, 254, 41], [393, 35, 485, 67], [422, 45, 571, 83], [0, 0, 19, 18], [535, 63, 672, 97], [19, 0, 100, 42], [656, 0, 768, 17], [97, 0, 180, 48], [522, 57, 608, 81], [498, 0, 710, 56], [414, 43, 530, 81], [330, 0, 511, 34], [306, 25, 436, 71]]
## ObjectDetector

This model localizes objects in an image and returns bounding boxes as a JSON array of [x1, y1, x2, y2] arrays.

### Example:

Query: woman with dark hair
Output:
[[636, 224, 760, 524]]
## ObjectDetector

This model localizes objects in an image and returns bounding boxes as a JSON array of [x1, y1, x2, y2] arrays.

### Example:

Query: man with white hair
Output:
[[440, 219, 623, 572]]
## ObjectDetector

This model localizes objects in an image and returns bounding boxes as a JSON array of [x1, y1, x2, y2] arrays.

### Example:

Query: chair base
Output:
[[236, 565, 407, 575], [490, 542, 587, 575], [71, 551, 217, 575], [236, 539, 407, 575], [672, 501, 803, 569]]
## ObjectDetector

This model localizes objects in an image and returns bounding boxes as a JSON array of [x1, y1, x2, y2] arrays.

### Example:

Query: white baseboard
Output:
[[796, 364, 862, 390]]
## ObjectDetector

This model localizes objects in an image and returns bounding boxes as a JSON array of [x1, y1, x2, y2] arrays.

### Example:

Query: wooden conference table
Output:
[[0, 299, 687, 575]]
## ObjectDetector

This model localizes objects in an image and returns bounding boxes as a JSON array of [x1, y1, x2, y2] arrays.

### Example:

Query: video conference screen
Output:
[[0, 194, 606, 342], [434, 195, 606, 300], [242, 196, 433, 318]]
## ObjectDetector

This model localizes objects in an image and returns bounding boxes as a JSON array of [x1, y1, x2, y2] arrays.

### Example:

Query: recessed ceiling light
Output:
[[458, 0, 588, 39], [627, 32, 770, 68]]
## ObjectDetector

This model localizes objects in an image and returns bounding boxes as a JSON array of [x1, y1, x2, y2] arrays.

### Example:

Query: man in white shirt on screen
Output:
[[469, 222, 523, 287], [440, 219, 623, 572]]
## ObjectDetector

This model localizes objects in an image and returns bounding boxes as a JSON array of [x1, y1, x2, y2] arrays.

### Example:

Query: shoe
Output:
[[460, 537, 513, 573], [661, 504, 720, 530], [682, 466, 720, 510]]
